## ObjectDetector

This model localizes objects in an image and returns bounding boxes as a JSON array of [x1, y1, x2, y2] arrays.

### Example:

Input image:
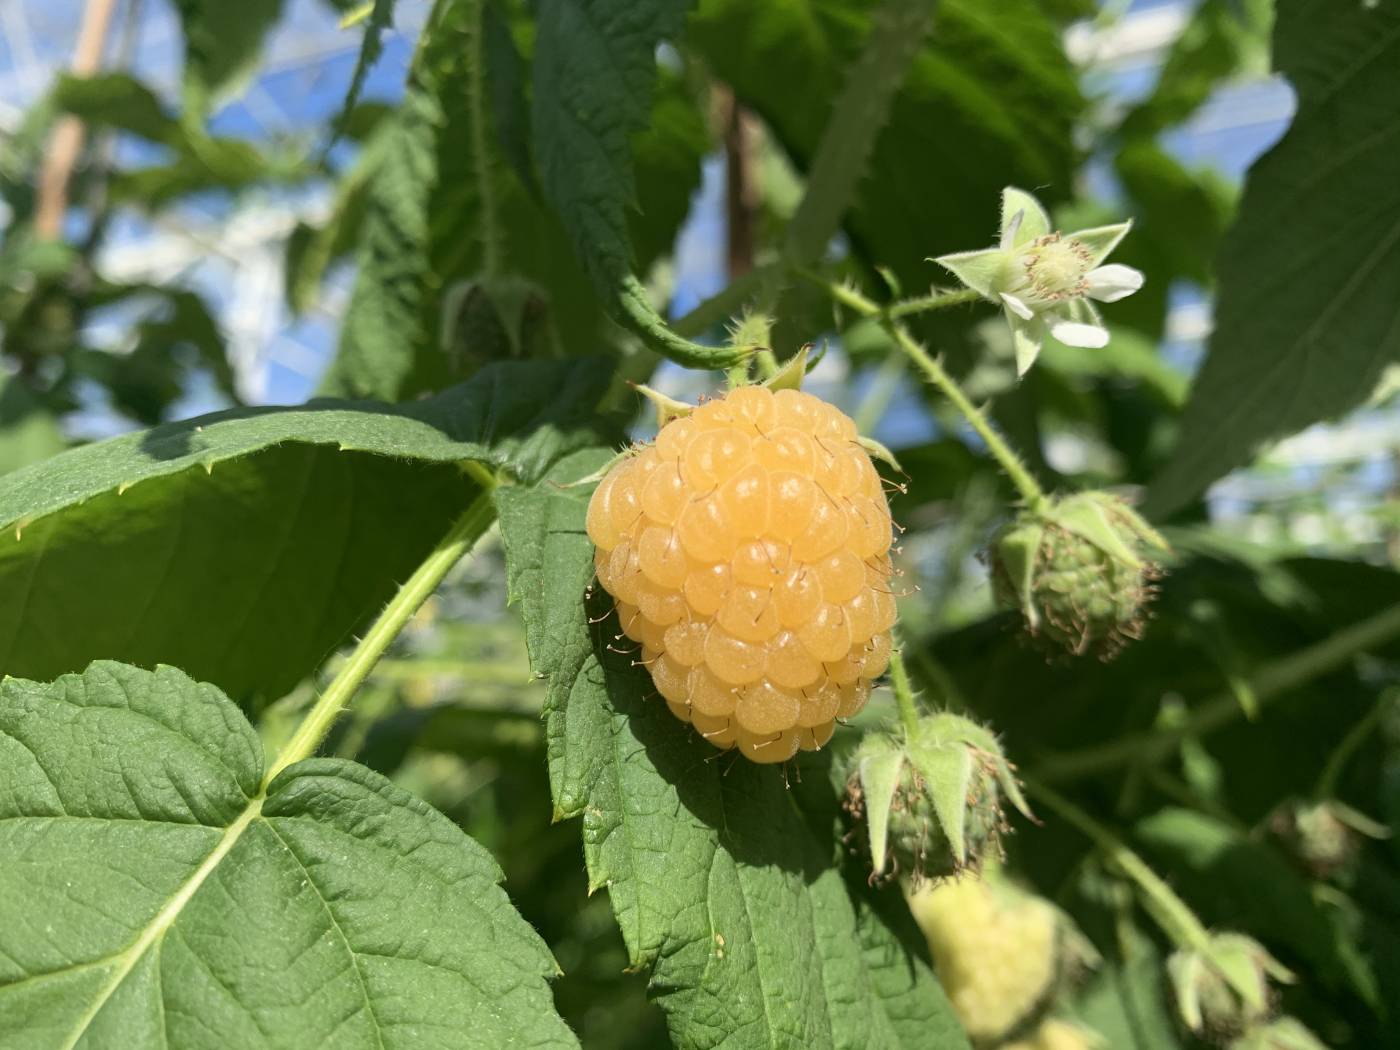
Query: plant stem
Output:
[[467, 0, 500, 278], [889, 643, 922, 736], [1035, 602, 1400, 783], [888, 288, 982, 319], [1026, 777, 1211, 952], [797, 268, 1047, 509], [1316, 686, 1397, 798], [264, 486, 497, 786]]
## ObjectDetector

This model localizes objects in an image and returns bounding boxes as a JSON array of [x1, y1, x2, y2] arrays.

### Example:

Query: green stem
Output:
[[889, 643, 922, 736], [797, 269, 1047, 508], [1036, 602, 1400, 784], [1026, 777, 1211, 952], [1316, 687, 1396, 798], [887, 288, 982, 319], [467, 0, 500, 277], [264, 486, 497, 787]]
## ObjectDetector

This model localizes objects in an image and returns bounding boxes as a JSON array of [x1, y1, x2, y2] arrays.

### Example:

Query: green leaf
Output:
[[496, 452, 971, 1049], [173, 0, 286, 114], [0, 360, 607, 706], [529, 0, 742, 369], [1146, 1, 1400, 516], [530, 0, 686, 294], [0, 661, 578, 1049], [689, 0, 1084, 291], [51, 73, 301, 207], [1119, 0, 1272, 140]]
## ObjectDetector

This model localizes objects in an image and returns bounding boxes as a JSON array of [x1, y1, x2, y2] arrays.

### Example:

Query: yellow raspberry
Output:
[[1003, 1019, 1101, 1050], [908, 875, 1060, 1044], [586, 384, 896, 764]]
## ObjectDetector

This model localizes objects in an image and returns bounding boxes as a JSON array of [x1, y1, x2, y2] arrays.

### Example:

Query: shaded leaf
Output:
[[0, 661, 577, 1049], [173, 0, 286, 114], [0, 360, 607, 706], [1147, 1, 1400, 516]]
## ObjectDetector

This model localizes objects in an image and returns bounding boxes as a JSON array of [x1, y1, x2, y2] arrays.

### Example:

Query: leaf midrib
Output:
[[56, 795, 265, 1050]]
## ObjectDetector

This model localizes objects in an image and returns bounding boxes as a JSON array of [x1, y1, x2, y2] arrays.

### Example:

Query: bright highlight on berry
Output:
[[586, 384, 897, 764]]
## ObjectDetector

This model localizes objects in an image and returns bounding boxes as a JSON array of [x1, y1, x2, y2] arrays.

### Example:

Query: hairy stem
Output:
[[889, 642, 922, 737], [799, 269, 1046, 508], [1036, 602, 1400, 784], [264, 484, 497, 786], [1026, 778, 1211, 952]]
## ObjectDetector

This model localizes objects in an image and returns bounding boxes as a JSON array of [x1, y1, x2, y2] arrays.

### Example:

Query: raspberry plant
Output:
[[2, 1, 1400, 1049]]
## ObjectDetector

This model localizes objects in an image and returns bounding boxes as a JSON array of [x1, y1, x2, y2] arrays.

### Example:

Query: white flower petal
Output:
[[1000, 291, 1034, 320], [1085, 264, 1144, 303], [1000, 210, 1024, 251], [1050, 318, 1109, 349]]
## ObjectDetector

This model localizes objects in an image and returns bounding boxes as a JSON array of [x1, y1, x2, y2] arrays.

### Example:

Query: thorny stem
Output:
[[264, 482, 498, 787], [799, 268, 1048, 510], [1036, 602, 1400, 784], [1026, 777, 1212, 953], [889, 642, 922, 737]]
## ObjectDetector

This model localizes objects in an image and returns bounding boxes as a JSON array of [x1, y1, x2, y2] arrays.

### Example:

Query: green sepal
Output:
[[931, 247, 1007, 300], [1052, 493, 1145, 570], [630, 382, 694, 428], [905, 739, 973, 865], [1167, 950, 1206, 1032], [763, 344, 811, 393], [1001, 186, 1052, 247], [995, 519, 1048, 629], [856, 434, 903, 473], [856, 740, 906, 874], [1068, 221, 1133, 267], [1329, 801, 1392, 840]]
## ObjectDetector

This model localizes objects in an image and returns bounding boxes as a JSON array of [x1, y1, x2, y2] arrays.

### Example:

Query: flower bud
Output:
[[989, 490, 1167, 658], [845, 713, 1030, 882], [1167, 932, 1293, 1038], [1267, 798, 1388, 880]]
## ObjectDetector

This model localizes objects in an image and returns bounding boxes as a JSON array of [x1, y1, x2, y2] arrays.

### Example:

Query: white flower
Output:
[[933, 187, 1144, 376]]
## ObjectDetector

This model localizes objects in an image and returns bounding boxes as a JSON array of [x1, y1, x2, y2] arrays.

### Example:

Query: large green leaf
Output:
[[1146, 0, 1400, 516], [52, 73, 297, 206], [496, 452, 970, 1050], [530, 0, 687, 294], [0, 661, 578, 1049], [688, 0, 1083, 288], [324, 0, 708, 398], [173, 0, 285, 114], [0, 360, 607, 705]]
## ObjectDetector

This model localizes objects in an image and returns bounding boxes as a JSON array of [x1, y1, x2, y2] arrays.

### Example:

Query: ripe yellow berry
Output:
[[587, 385, 895, 763], [908, 875, 1060, 1044]]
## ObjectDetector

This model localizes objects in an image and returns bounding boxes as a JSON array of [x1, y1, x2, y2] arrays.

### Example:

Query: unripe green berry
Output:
[[989, 491, 1167, 658]]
